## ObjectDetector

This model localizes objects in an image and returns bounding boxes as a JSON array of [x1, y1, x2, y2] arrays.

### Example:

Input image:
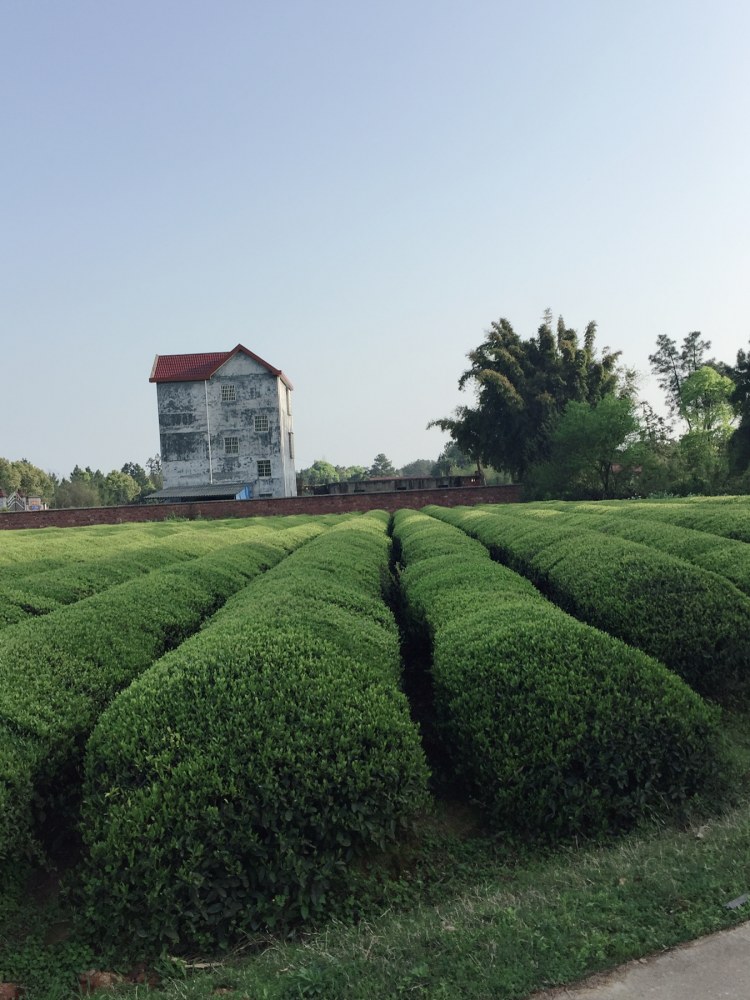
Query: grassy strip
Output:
[[432, 504, 750, 701], [0, 520, 329, 869], [208, 801, 750, 1000], [16, 783, 750, 999], [392, 509, 724, 840], [78, 512, 429, 954]]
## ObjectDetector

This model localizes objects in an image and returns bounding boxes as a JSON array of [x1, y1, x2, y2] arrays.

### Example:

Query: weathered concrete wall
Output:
[[0, 484, 521, 530], [157, 353, 296, 498], [277, 379, 296, 497]]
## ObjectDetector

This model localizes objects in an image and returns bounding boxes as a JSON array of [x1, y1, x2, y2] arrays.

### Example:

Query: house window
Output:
[[225, 436, 239, 455], [257, 459, 272, 478], [288, 431, 294, 458], [221, 384, 236, 402], [285, 386, 292, 414], [254, 415, 269, 432]]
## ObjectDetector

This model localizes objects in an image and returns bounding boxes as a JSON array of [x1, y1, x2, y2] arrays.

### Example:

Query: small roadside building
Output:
[[1, 491, 47, 512], [149, 344, 296, 499]]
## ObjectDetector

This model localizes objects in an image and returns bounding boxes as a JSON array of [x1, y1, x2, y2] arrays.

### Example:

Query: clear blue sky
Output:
[[3, 0, 749, 477]]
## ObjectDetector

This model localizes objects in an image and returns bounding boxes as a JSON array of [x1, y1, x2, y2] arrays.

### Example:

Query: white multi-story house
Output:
[[149, 344, 296, 499]]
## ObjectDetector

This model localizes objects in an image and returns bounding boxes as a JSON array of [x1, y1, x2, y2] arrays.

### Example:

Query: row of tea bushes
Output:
[[0, 518, 332, 628], [392, 510, 724, 840], [80, 512, 429, 952], [532, 503, 750, 598], [585, 497, 750, 543], [0, 519, 186, 576], [0, 521, 222, 622], [0, 520, 329, 868], [0, 513, 325, 580], [433, 505, 750, 701], [0, 526, 227, 628]]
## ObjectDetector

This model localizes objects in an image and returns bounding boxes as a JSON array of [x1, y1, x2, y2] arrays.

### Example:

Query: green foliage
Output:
[[0, 457, 56, 504], [430, 312, 623, 480], [588, 496, 750, 543], [643, 334, 739, 493], [545, 502, 750, 597], [728, 340, 750, 473], [298, 459, 340, 486], [46, 457, 163, 508], [431, 441, 474, 476], [648, 331, 714, 427], [441, 504, 750, 700], [524, 395, 639, 499], [679, 366, 736, 435], [393, 509, 724, 841], [101, 469, 141, 505], [399, 459, 435, 477], [0, 517, 326, 631], [368, 453, 397, 477], [0, 520, 328, 868], [3, 506, 750, 994], [337, 464, 367, 481], [79, 513, 429, 954]]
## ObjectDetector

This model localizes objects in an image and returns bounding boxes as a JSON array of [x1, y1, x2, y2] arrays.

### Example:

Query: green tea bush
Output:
[[590, 498, 750, 543], [0, 518, 303, 631], [0, 521, 327, 865], [0, 727, 44, 867], [394, 509, 724, 840], [431, 505, 750, 701], [534, 506, 750, 597], [80, 513, 429, 952]]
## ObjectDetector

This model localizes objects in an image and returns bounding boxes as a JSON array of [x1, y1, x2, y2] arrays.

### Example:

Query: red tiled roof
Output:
[[149, 344, 293, 389]]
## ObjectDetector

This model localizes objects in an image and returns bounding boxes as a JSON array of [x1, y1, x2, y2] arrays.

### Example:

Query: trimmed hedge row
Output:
[[0, 515, 330, 629], [392, 509, 724, 840], [79, 511, 429, 953], [0, 520, 328, 867], [530, 503, 750, 597], [583, 497, 750, 543], [432, 505, 750, 701], [0, 519, 191, 576]]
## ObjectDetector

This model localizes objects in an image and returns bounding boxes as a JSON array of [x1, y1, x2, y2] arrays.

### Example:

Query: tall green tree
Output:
[[145, 454, 163, 490], [431, 441, 475, 477], [54, 478, 101, 509], [678, 366, 735, 435], [728, 341, 750, 473], [399, 459, 434, 477], [525, 395, 639, 500], [0, 458, 56, 502], [669, 366, 735, 493], [335, 465, 367, 482], [102, 470, 141, 505], [368, 453, 396, 477], [121, 462, 149, 489], [648, 331, 714, 428], [298, 460, 340, 487], [430, 312, 623, 480]]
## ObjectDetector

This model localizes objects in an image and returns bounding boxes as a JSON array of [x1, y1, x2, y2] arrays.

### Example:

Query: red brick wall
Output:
[[0, 484, 521, 530]]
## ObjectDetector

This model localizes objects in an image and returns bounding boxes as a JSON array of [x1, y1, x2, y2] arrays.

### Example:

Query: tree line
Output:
[[2, 447, 499, 511], [1, 447, 494, 511], [0, 457, 163, 509], [7, 313, 749, 510], [297, 447, 513, 489], [430, 311, 750, 499]]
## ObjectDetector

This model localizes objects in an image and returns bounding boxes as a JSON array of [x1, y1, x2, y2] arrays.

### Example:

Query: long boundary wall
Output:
[[0, 485, 521, 531]]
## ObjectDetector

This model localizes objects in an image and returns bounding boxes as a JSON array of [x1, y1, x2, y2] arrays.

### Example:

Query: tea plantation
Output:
[[1, 498, 749, 995]]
